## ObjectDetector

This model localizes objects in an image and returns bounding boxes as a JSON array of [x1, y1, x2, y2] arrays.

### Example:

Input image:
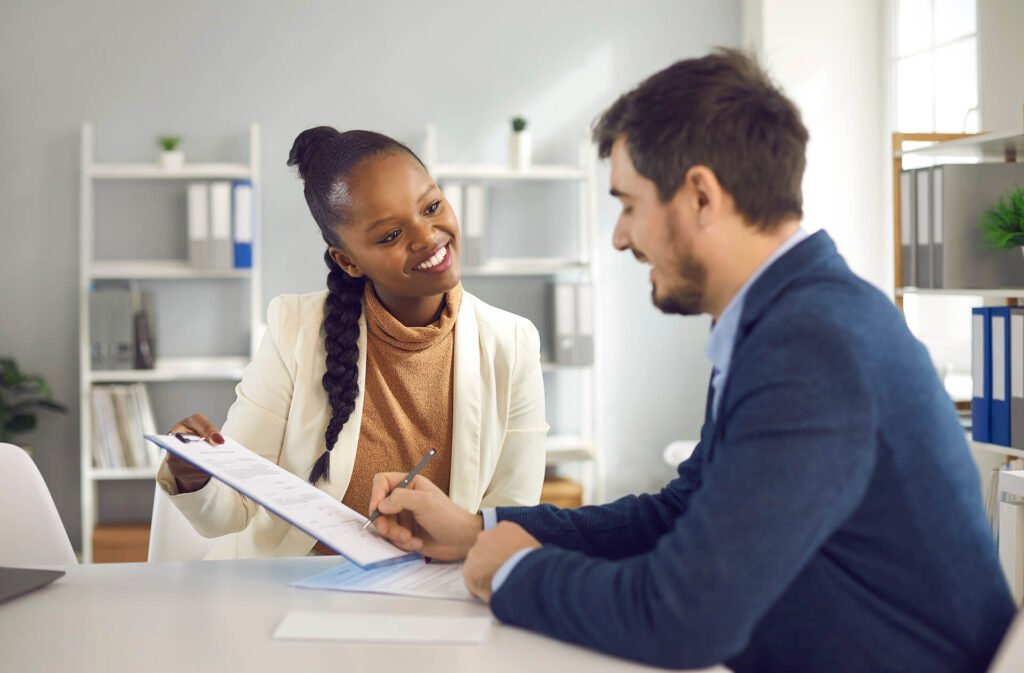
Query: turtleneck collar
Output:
[[363, 282, 463, 352]]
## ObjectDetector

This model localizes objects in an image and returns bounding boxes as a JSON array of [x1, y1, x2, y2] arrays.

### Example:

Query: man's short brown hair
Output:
[[593, 48, 808, 231]]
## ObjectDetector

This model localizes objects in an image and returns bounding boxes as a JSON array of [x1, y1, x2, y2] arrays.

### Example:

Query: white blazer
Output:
[[157, 289, 547, 559]]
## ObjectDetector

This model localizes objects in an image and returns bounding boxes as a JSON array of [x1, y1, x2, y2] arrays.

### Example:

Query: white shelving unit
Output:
[[78, 122, 261, 562], [893, 129, 1024, 495], [423, 124, 602, 503], [972, 441, 1024, 462], [895, 130, 1024, 162]]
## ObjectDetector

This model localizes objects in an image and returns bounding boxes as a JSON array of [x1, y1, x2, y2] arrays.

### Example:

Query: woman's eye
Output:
[[378, 230, 400, 244], [425, 200, 441, 215]]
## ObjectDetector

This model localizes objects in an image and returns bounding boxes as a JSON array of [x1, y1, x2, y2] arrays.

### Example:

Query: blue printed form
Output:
[[295, 559, 475, 601]]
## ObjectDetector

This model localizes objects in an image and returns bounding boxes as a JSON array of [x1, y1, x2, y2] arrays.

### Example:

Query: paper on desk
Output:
[[294, 559, 475, 601], [145, 433, 418, 569], [274, 611, 492, 644]]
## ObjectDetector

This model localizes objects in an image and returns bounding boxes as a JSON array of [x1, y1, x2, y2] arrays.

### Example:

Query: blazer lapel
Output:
[[701, 373, 718, 463], [449, 297, 482, 511], [322, 303, 368, 500]]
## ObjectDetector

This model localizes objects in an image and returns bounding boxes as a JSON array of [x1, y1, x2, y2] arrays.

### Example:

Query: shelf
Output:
[[87, 162, 252, 180], [895, 131, 1023, 161], [546, 435, 596, 464], [431, 164, 586, 181], [89, 260, 253, 280], [969, 441, 1024, 461], [90, 467, 158, 481], [88, 356, 248, 382], [896, 287, 1024, 298], [462, 257, 588, 277]]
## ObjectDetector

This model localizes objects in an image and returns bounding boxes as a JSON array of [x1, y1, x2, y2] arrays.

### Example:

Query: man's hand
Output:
[[368, 473, 483, 561], [463, 521, 541, 603]]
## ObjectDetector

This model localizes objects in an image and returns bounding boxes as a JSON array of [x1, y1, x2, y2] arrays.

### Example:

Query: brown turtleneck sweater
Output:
[[339, 282, 461, 518]]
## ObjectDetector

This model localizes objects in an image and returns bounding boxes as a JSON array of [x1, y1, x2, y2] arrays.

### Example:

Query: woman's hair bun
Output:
[[287, 126, 340, 177]]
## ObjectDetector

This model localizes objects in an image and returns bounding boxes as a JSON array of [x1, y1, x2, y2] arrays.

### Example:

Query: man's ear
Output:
[[328, 246, 363, 278], [685, 165, 724, 229]]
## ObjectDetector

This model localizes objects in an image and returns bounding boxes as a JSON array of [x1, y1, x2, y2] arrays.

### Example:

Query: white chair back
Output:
[[0, 443, 77, 566], [147, 477, 216, 561], [989, 606, 1024, 672]]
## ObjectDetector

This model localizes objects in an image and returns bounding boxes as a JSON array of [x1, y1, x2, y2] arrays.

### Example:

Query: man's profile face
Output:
[[608, 137, 706, 316]]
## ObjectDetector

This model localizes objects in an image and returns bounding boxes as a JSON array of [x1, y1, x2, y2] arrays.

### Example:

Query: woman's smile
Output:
[[413, 242, 452, 273]]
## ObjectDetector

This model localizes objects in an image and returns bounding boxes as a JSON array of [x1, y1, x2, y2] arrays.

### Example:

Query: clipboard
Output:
[[146, 433, 419, 570]]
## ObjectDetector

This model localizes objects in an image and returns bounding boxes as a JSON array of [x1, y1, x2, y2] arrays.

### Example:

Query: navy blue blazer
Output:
[[493, 231, 1015, 672]]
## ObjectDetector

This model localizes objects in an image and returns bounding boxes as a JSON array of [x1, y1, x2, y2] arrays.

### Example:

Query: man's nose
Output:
[[611, 217, 631, 251]]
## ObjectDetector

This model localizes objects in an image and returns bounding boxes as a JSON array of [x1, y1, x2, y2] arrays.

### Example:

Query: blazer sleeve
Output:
[[156, 296, 296, 538], [490, 318, 878, 669], [495, 442, 707, 558], [479, 317, 547, 508]]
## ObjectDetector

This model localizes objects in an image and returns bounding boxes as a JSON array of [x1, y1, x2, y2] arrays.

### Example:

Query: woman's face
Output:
[[328, 152, 461, 306]]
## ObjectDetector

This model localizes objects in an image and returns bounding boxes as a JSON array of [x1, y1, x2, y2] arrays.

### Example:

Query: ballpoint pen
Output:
[[361, 448, 437, 530]]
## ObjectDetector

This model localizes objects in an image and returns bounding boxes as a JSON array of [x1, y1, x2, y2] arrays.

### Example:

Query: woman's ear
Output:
[[328, 247, 363, 278]]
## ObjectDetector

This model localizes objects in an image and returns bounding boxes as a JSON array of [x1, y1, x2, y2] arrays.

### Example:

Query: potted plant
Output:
[[0, 357, 67, 454], [508, 116, 532, 170], [978, 184, 1024, 258], [156, 135, 184, 170]]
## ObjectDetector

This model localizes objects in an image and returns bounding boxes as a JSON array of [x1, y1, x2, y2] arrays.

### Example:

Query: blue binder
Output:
[[991, 307, 1012, 446], [231, 180, 254, 269], [972, 307, 991, 443]]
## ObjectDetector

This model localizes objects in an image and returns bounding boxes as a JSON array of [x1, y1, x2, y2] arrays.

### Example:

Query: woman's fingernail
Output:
[[212, 433, 224, 444]]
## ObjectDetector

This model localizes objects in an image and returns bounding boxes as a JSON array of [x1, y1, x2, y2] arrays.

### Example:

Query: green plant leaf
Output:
[[0, 359, 26, 387], [977, 184, 1024, 250], [28, 375, 51, 398], [9, 398, 66, 414], [5, 414, 36, 433], [156, 135, 181, 151]]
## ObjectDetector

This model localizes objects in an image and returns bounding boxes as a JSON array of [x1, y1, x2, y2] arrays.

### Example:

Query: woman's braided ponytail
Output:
[[287, 125, 425, 484], [309, 252, 365, 483]]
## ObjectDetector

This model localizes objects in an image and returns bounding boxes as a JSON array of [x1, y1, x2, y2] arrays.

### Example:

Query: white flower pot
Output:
[[508, 131, 532, 170], [159, 151, 185, 170]]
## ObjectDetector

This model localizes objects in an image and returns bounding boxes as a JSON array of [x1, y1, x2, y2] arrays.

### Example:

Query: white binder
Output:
[[209, 181, 233, 269], [187, 183, 209, 267]]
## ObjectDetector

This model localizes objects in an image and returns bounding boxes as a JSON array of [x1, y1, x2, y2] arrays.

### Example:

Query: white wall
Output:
[[743, 0, 890, 291], [978, 0, 1024, 132], [0, 0, 740, 550]]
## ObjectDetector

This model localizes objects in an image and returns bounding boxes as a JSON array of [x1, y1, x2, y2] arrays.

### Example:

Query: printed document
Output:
[[295, 558, 475, 601], [145, 433, 418, 569]]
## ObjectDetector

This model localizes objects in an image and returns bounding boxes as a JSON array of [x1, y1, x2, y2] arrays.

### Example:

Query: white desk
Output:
[[0, 557, 728, 672]]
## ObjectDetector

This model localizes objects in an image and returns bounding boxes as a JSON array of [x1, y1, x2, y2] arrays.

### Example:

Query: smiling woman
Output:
[[155, 126, 548, 560]]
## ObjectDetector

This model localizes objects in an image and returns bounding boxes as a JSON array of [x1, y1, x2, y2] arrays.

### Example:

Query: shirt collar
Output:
[[705, 228, 809, 379]]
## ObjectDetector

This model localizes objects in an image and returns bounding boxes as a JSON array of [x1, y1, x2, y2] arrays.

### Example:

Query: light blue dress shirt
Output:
[[705, 227, 808, 420], [487, 227, 809, 593]]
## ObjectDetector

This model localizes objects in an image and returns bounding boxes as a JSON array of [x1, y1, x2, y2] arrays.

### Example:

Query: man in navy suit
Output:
[[368, 49, 1015, 672]]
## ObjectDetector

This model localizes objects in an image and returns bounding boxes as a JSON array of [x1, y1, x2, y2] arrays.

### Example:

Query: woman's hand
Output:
[[164, 413, 223, 493], [367, 473, 483, 561]]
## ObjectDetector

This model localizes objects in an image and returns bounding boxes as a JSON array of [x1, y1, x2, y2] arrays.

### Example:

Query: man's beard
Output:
[[652, 208, 706, 315], [652, 251, 706, 315]]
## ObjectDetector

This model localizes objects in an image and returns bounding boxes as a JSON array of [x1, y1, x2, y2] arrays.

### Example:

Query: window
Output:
[[892, 0, 978, 134]]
